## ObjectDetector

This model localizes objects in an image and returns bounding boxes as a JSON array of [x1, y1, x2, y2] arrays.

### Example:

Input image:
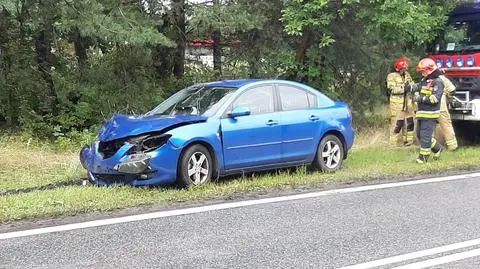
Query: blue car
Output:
[[80, 79, 355, 187]]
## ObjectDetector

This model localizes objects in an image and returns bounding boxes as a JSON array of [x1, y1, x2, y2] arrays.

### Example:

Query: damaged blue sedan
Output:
[[80, 79, 355, 187]]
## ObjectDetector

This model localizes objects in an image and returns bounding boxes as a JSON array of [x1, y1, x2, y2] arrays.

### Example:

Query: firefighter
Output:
[[413, 58, 444, 163], [437, 73, 458, 150], [386, 57, 415, 147]]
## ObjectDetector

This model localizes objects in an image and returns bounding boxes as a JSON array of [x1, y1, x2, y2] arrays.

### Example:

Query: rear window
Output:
[[278, 85, 316, 111]]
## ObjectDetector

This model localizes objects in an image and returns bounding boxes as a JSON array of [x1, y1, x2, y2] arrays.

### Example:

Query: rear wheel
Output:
[[313, 135, 344, 172], [178, 144, 213, 187]]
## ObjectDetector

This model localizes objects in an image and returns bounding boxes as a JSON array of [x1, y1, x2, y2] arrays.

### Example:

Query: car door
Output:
[[277, 84, 322, 162], [221, 84, 282, 170]]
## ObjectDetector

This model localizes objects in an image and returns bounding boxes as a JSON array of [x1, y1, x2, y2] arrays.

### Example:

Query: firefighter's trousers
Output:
[[389, 101, 415, 147], [436, 110, 458, 150], [416, 119, 442, 162]]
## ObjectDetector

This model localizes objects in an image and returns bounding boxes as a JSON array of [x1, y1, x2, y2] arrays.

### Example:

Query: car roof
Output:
[[202, 79, 261, 88], [201, 79, 313, 89]]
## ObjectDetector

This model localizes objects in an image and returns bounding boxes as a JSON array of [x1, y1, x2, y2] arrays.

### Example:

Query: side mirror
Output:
[[227, 106, 251, 118]]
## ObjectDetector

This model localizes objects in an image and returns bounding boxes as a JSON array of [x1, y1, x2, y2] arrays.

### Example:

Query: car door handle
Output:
[[309, 115, 320, 121], [266, 120, 278, 126]]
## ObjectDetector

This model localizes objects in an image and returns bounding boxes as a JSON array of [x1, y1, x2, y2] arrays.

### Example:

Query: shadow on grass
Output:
[[2, 164, 322, 196], [139, 165, 316, 192], [0, 179, 86, 197], [214, 165, 316, 184]]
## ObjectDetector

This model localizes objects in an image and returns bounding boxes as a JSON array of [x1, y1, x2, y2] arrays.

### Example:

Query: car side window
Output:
[[278, 85, 311, 111], [307, 92, 317, 108], [232, 85, 275, 115]]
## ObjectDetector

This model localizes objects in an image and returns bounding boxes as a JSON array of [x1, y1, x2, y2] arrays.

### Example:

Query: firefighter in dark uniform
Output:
[[386, 57, 415, 147], [413, 58, 444, 163]]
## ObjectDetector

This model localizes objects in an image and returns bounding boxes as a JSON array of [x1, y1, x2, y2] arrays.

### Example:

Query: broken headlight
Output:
[[128, 134, 172, 154]]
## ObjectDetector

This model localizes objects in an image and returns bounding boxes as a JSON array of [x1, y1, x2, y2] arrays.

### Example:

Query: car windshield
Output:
[[431, 20, 480, 54], [146, 85, 238, 117]]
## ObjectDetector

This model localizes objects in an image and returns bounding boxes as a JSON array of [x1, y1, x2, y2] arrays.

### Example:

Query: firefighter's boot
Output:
[[432, 139, 443, 160], [404, 117, 415, 146], [416, 153, 429, 164]]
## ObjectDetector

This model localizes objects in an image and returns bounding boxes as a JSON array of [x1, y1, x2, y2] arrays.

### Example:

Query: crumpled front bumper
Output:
[[79, 141, 180, 186]]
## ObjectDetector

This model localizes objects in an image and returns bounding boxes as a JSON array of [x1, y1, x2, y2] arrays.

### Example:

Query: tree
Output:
[[0, 0, 464, 135], [281, 0, 460, 122], [188, 0, 268, 76], [0, 0, 175, 135]]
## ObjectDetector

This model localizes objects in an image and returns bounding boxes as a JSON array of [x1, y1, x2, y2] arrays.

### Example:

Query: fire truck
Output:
[[428, 1, 480, 128]]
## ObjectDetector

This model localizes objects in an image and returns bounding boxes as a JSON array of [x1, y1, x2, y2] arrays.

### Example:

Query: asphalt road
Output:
[[1, 174, 480, 269]]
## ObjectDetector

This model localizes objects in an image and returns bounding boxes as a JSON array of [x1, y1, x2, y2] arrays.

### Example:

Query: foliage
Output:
[[281, 0, 460, 118], [0, 0, 464, 137]]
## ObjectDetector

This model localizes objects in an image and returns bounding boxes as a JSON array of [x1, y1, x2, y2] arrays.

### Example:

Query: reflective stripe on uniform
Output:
[[390, 94, 404, 103], [390, 98, 404, 104], [416, 110, 440, 119], [420, 148, 431, 155], [446, 139, 458, 149], [446, 139, 457, 145], [431, 138, 437, 148], [416, 114, 439, 119], [390, 134, 401, 147], [404, 133, 414, 145], [417, 110, 440, 114], [420, 89, 432, 95]]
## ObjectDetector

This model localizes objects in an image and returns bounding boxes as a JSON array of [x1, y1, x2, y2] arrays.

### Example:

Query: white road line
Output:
[[390, 248, 480, 269], [1, 172, 479, 240], [337, 238, 480, 269]]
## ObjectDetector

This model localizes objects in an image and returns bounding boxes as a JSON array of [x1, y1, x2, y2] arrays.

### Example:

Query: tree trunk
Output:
[[35, 24, 58, 115], [296, 29, 311, 64], [172, 0, 186, 78], [0, 9, 16, 127], [294, 28, 312, 82], [248, 30, 260, 78], [212, 30, 222, 75], [212, 0, 222, 75], [74, 27, 88, 80], [6, 75, 14, 127], [153, 13, 174, 79]]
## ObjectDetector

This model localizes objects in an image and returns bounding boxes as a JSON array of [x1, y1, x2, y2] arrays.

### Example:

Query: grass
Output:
[[1, 129, 480, 222], [0, 142, 84, 193]]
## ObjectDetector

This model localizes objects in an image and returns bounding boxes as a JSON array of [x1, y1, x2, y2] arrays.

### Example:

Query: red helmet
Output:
[[416, 58, 438, 75], [394, 57, 409, 71]]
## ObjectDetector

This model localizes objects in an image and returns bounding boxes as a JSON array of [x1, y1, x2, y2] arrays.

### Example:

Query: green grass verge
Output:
[[0, 145, 83, 193], [2, 145, 479, 223]]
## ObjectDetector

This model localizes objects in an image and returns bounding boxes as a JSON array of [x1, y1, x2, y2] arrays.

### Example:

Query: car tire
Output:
[[313, 134, 344, 173], [178, 144, 214, 187]]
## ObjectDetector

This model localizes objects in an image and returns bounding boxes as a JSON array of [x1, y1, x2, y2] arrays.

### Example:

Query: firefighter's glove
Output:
[[448, 98, 460, 108], [412, 92, 421, 103], [411, 83, 420, 93]]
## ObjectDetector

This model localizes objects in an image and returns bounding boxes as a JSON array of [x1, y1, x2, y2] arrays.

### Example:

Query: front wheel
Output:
[[313, 135, 345, 172], [178, 144, 213, 187]]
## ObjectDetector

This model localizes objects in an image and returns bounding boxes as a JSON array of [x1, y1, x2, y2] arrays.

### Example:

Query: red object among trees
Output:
[[190, 39, 241, 47]]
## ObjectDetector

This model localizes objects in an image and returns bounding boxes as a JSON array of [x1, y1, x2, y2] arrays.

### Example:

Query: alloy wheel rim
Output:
[[321, 141, 341, 169], [187, 152, 209, 184]]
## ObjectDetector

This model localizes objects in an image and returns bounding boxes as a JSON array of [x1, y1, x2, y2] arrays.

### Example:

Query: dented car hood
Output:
[[98, 114, 208, 142]]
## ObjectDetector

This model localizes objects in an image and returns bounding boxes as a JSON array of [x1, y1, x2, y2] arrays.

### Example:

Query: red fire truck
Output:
[[428, 1, 480, 128]]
